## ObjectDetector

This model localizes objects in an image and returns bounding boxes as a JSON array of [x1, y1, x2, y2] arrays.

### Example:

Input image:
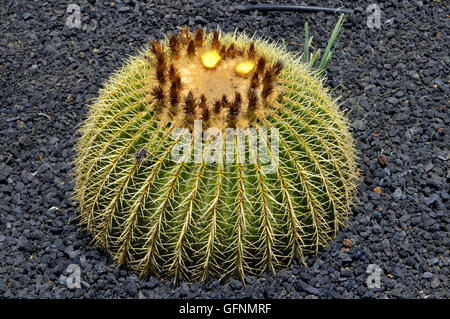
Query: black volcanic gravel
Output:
[[0, 0, 448, 299]]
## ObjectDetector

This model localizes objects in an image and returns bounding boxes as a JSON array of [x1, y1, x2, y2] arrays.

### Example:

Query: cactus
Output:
[[73, 18, 358, 283]]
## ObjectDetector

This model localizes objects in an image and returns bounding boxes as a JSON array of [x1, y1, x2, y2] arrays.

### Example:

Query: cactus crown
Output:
[[73, 17, 358, 283], [148, 27, 284, 131]]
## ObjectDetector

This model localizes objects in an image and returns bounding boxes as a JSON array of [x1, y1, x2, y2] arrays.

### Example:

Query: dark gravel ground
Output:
[[0, 0, 448, 299]]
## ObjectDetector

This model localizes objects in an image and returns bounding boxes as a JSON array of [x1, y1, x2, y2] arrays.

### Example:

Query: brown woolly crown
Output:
[[147, 28, 283, 130]]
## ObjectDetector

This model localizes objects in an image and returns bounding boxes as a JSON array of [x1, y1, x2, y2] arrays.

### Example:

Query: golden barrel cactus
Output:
[[73, 17, 358, 282]]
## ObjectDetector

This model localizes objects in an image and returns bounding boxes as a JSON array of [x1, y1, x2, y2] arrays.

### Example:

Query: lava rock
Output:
[[1, 0, 448, 299]]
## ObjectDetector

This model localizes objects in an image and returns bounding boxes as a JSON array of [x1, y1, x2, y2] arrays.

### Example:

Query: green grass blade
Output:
[[302, 22, 309, 64], [317, 14, 346, 72]]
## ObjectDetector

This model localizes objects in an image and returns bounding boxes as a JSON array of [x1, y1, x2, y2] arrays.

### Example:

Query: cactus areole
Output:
[[73, 26, 358, 283]]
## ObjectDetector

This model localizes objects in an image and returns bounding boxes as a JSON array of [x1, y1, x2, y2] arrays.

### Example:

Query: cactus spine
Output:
[[73, 20, 358, 283]]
